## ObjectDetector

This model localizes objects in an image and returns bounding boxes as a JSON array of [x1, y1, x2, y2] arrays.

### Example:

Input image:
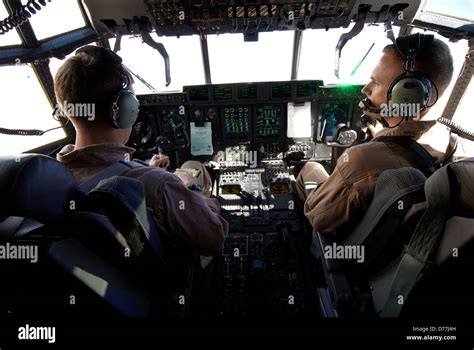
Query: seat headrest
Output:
[[450, 158, 474, 213], [0, 154, 79, 222]]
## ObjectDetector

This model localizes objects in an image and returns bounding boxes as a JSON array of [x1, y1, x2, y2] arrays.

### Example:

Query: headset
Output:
[[359, 33, 438, 127], [74, 46, 140, 129]]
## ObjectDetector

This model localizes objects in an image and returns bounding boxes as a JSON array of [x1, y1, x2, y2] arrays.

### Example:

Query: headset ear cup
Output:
[[419, 75, 433, 108], [387, 73, 432, 116], [110, 91, 140, 129]]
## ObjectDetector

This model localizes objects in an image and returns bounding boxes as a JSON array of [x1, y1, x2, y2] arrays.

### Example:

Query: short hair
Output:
[[54, 48, 132, 125], [383, 37, 454, 95]]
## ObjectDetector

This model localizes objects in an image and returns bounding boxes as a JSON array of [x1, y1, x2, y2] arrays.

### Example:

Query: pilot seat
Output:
[[307, 158, 474, 318], [0, 154, 196, 320]]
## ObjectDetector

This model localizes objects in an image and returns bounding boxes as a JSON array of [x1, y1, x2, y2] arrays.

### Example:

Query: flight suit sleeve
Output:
[[159, 174, 229, 256], [304, 148, 372, 234]]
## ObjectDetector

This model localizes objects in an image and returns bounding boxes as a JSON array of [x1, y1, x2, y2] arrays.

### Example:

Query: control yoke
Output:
[[322, 122, 358, 148]]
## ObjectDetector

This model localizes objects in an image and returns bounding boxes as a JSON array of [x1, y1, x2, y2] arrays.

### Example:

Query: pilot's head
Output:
[[361, 36, 453, 126], [54, 46, 139, 146]]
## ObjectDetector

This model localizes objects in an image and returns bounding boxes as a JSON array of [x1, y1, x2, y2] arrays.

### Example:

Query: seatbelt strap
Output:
[[343, 176, 425, 247], [374, 136, 437, 176], [87, 176, 162, 260], [79, 161, 144, 193], [441, 132, 458, 165], [78, 160, 163, 262], [381, 165, 453, 317]]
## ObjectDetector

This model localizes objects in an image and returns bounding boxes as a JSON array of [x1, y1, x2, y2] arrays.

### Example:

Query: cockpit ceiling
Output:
[[81, 0, 421, 38]]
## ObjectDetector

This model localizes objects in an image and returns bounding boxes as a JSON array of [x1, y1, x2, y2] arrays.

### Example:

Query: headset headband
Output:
[[395, 33, 434, 73]]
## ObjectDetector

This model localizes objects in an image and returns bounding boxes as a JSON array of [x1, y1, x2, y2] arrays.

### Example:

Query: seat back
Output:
[[370, 215, 474, 318], [310, 167, 428, 317], [314, 158, 474, 318], [378, 158, 474, 318], [343, 167, 427, 277], [0, 154, 170, 319], [0, 212, 151, 319]]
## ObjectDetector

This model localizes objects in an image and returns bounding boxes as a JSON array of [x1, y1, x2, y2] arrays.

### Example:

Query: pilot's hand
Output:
[[176, 173, 200, 188], [149, 154, 170, 170]]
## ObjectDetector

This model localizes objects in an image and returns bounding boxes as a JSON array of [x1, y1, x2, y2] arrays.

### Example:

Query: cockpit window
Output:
[[0, 65, 66, 155], [208, 31, 294, 84], [298, 25, 400, 84], [28, 0, 87, 41], [0, 4, 22, 46], [111, 34, 205, 94]]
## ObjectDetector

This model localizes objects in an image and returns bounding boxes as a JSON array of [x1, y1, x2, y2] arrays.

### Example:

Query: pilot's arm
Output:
[[157, 173, 229, 256], [304, 145, 377, 234]]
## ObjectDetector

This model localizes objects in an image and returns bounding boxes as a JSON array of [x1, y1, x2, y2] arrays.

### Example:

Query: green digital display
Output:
[[189, 86, 209, 101], [297, 81, 320, 97], [271, 82, 292, 99], [237, 84, 257, 100], [213, 85, 233, 101], [222, 106, 250, 140], [256, 105, 282, 139]]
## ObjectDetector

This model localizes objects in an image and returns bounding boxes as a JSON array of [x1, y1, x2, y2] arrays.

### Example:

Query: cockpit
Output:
[[0, 0, 473, 342]]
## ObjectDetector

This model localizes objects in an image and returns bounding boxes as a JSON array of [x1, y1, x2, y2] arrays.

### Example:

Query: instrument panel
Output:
[[129, 81, 364, 162], [222, 106, 251, 141], [161, 108, 186, 133], [255, 105, 283, 139]]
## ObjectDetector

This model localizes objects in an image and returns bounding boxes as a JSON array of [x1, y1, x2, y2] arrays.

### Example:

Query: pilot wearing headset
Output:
[[296, 34, 454, 235], [54, 46, 228, 256]]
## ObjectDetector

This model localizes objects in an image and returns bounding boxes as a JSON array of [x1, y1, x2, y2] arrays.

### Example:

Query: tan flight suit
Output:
[[57, 143, 228, 256], [296, 120, 440, 234]]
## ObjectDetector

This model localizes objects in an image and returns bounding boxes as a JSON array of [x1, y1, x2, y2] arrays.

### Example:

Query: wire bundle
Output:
[[438, 117, 474, 142], [0, 127, 44, 136], [0, 0, 51, 35]]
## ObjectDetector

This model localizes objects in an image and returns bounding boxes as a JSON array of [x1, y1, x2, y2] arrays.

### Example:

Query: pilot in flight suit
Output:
[[54, 46, 228, 256], [296, 37, 454, 235]]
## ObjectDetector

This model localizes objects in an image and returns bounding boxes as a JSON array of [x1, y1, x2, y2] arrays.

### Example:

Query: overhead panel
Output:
[[81, 0, 422, 38]]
